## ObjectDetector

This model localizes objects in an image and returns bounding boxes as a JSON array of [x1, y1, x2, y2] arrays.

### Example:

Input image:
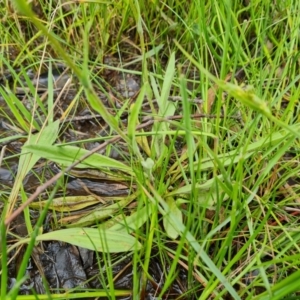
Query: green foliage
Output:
[[1, 0, 300, 299]]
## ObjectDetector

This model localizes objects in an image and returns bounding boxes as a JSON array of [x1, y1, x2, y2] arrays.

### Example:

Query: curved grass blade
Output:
[[0, 86, 39, 132], [6, 120, 59, 219]]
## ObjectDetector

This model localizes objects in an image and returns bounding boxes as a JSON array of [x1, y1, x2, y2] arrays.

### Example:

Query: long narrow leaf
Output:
[[6, 120, 59, 217], [23, 144, 134, 175]]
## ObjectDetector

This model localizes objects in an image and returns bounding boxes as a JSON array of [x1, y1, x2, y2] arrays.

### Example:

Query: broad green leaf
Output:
[[34, 228, 141, 253], [141, 157, 154, 170], [141, 157, 155, 180], [19, 120, 60, 176], [163, 197, 182, 239], [23, 144, 133, 175]]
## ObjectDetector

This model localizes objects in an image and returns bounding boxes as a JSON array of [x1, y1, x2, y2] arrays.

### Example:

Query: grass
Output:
[[0, 0, 300, 299]]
